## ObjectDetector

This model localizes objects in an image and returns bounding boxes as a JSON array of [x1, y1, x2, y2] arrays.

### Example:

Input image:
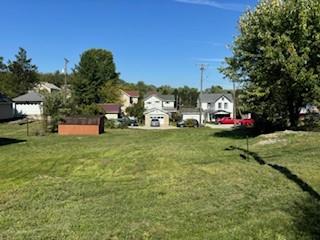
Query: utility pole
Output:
[[63, 58, 69, 101], [198, 64, 208, 126]]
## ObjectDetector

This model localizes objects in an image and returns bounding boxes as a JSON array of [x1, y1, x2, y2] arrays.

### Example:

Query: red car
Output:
[[217, 117, 240, 124], [217, 117, 255, 126], [239, 118, 255, 126]]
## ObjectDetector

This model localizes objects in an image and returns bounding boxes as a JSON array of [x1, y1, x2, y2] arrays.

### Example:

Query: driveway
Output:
[[205, 124, 235, 129], [129, 125, 179, 130]]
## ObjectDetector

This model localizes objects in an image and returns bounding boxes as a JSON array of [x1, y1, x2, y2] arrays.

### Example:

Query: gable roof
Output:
[[144, 108, 169, 115], [13, 91, 44, 103], [200, 93, 233, 103], [121, 89, 140, 97], [0, 92, 12, 103], [98, 103, 121, 114], [144, 93, 175, 102]]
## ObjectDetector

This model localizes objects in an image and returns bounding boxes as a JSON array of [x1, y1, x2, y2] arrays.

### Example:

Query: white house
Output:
[[0, 93, 14, 120], [13, 91, 44, 119], [35, 82, 61, 93], [144, 94, 176, 111], [143, 93, 176, 127], [198, 93, 234, 122], [120, 89, 139, 113]]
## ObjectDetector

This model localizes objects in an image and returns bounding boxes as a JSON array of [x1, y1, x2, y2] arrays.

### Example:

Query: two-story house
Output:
[[143, 93, 176, 127], [199, 93, 234, 122], [120, 89, 140, 113]]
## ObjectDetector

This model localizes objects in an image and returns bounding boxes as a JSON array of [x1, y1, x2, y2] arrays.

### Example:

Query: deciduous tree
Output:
[[221, 0, 320, 129]]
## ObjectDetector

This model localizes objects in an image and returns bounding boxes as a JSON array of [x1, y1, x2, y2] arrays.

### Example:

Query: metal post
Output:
[[27, 118, 29, 137], [246, 135, 249, 159]]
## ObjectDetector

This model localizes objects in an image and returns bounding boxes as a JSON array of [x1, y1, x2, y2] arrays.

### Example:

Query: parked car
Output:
[[150, 119, 160, 127], [176, 119, 199, 128], [130, 119, 138, 126], [239, 118, 255, 126], [217, 117, 239, 125]]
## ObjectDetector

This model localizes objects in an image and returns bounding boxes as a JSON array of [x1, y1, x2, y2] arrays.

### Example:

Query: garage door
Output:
[[150, 115, 165, 125]]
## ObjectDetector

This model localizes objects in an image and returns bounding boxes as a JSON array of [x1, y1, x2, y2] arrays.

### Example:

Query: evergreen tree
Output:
[[7, 48, 38, 97]]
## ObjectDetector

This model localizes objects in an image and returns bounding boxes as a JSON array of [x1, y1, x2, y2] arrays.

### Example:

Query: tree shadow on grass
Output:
[[293, 198, 320, 239], [212, 127, 260, 140], [0, 138, 26, 147], [226, 146, 320, 239], [225, 146, 320, 201]]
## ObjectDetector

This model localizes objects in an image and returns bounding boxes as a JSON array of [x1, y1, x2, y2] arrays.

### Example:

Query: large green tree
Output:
[[7, 48, 39, 97], [221, 0, 320, 129], [71, 49, 118, 108]]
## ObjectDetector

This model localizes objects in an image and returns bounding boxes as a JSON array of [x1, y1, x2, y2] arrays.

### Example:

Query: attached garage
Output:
[[144, 108, 169, 127]]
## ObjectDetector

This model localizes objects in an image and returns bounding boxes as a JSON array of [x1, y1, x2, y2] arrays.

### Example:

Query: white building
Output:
[[199, 93, 234, 122], [13, 91, 44, 119], [143, 93, 176, 127]]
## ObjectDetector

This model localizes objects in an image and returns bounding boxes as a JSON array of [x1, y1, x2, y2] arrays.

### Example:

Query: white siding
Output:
[[15, 103, 42, 116], [163, 101, 175, 109], [215, 97, 234, 117], [144, 96, 162, 110], [105, 113, 118, 120]]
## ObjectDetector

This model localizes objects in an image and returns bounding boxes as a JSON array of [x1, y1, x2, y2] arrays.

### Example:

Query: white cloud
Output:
[[175, 0, 246, 12]]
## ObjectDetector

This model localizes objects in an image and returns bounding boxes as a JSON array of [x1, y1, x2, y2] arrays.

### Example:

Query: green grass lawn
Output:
[[0, 123, 320, 239]]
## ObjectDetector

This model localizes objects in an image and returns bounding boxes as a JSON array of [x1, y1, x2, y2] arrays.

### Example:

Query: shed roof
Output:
[[13, 91, 44, 103]]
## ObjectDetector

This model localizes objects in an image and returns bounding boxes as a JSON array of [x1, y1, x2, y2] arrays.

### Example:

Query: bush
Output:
[[185, 119, 198, 128]]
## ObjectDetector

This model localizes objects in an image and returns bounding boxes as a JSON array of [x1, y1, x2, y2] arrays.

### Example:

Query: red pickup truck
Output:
[[217, 117, 254, 126]]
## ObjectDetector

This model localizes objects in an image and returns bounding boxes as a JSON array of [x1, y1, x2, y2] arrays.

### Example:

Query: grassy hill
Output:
[[0, 123, 319, 239]]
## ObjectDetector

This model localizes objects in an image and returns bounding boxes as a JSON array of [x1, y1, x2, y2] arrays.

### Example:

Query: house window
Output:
[[147, 102, 151, 104], [166, 101, 169, 104], [130, 97, 133, 104], [218, 103, 222, 109], [156, 101, 160, 103], [224, 103, 228, 109]]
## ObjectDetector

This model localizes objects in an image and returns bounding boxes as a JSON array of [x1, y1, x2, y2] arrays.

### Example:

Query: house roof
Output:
[[144, 93, 175, 102], [121, 89, 140, 97], [200, 93, 233, 103], [144, 108, 169, 115], [13, 91, 44, 103], [98, 103, 121, 114], [0, 92, 11, 103], [39, 82, 61, 91]]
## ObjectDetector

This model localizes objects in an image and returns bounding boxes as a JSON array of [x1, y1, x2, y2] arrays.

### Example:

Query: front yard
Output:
[[0, 123, 320, 239]]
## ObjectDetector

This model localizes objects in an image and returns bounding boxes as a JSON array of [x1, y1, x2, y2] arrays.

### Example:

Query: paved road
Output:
[[129, 126, 179, 130], [205, 124, 235, 129]]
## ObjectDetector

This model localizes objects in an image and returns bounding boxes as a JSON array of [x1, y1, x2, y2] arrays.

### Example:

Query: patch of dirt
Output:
[[254, 130, 308, 146]]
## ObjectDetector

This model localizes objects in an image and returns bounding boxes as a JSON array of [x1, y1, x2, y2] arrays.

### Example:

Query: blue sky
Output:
[[1, 0, 257, 89]]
